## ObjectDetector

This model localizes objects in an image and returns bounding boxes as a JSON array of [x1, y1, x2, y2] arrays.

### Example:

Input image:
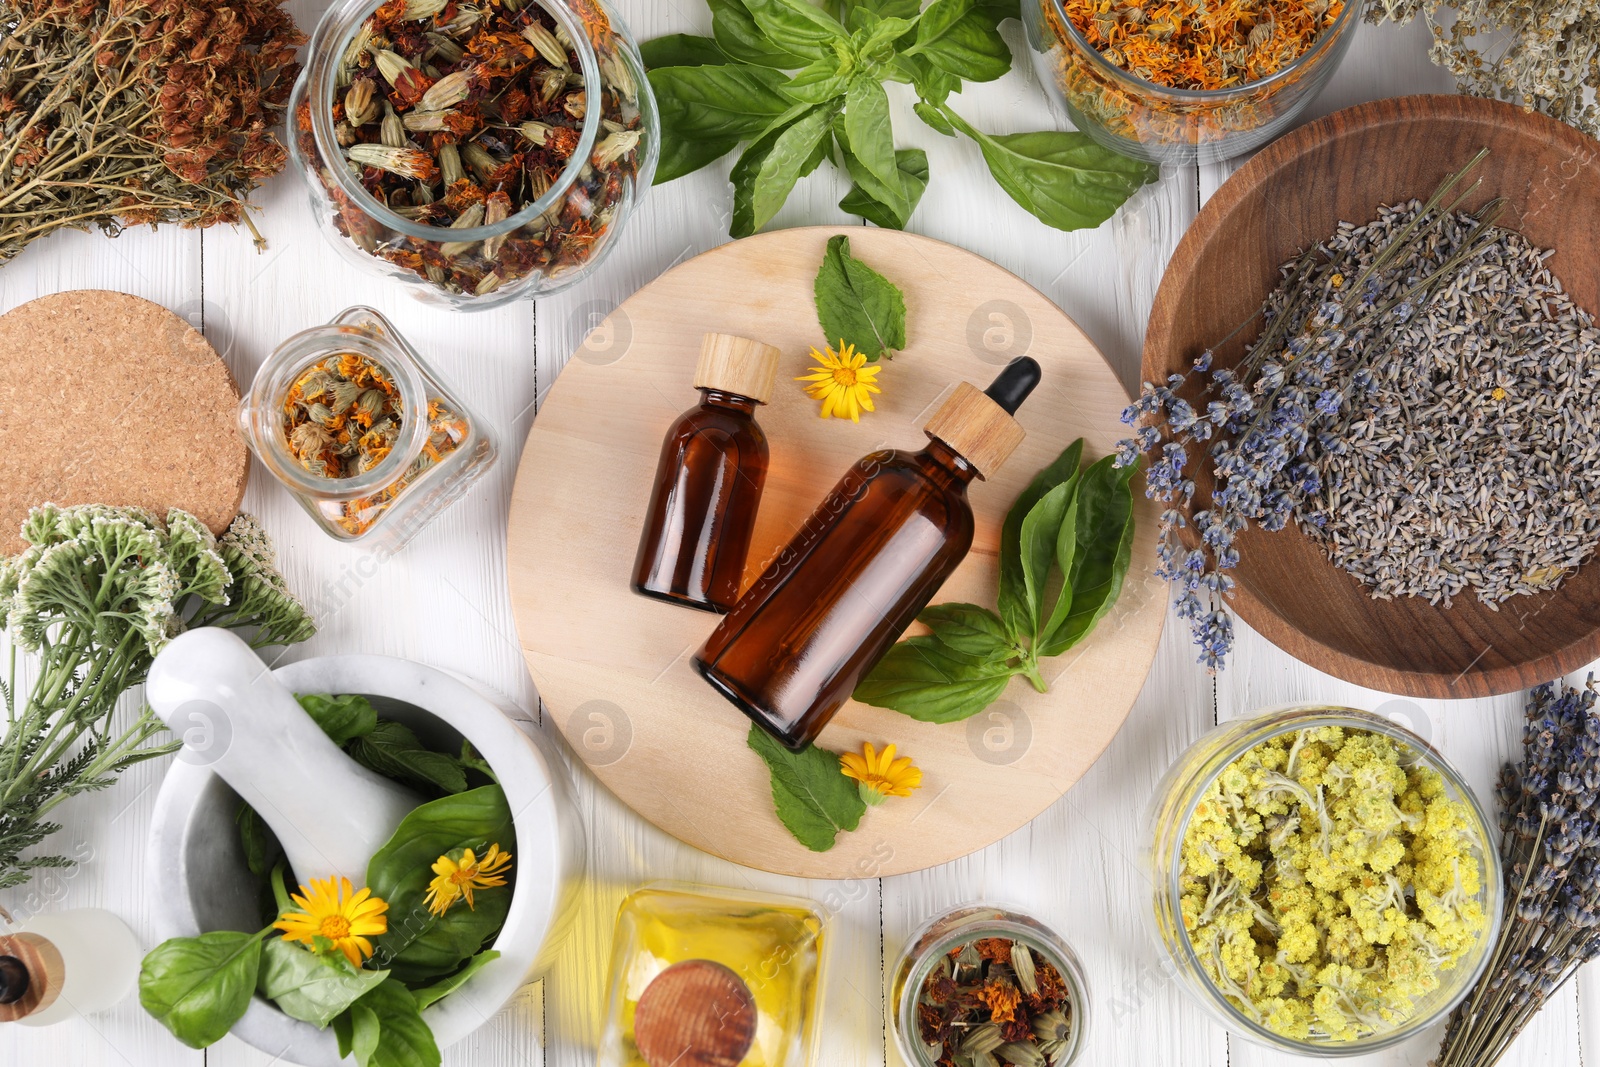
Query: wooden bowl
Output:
[[1144, 95, 1600, 698]]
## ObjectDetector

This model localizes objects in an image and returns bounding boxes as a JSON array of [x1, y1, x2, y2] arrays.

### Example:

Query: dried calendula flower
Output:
[[919, 937, 1076, 1067]]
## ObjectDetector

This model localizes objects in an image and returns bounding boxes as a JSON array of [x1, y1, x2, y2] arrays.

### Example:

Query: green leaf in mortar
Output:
[[259, 938, 389, 1030]]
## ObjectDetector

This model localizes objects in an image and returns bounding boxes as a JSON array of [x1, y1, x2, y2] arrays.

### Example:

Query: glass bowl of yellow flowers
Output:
[[1147, 707, 1502, 1054]]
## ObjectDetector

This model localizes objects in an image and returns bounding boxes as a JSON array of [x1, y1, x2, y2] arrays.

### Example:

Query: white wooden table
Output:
[[2, 4, 1587, 1066]]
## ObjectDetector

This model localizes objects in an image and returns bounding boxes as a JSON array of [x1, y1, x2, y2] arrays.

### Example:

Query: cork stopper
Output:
[[0, 932, 64, 1023], [693, 334, 782, 404], [632, 959, 757, 1067]]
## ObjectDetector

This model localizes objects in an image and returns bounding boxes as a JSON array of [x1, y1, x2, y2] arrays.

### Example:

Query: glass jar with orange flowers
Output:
[[240, 306, 497, 548], [287, 0, 658, 310], [1024, 0, 1360, 165]]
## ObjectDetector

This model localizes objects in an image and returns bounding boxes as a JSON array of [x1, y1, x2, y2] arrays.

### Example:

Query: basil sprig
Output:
[[644, 0, 1157, 236], [853, 441, 1138, 722]]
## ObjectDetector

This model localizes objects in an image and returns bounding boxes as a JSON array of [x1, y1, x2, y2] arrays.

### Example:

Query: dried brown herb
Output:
[[917, 939, 1076, 1067], [0, 0, 304, 263], [300, 0, 643, 298]]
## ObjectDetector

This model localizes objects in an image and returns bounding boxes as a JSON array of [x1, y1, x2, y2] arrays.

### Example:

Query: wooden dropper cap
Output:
[[0, 932, 64, 1022], [693, 334, 782, 404], [923, 357, 1042, 478]]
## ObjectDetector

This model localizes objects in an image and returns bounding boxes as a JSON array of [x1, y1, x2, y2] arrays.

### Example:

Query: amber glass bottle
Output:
[[632, 334, 782, 613], [695, 358, 1043, 750]]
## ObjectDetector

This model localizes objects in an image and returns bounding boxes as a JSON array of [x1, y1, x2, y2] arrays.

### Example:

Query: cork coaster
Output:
[[0, 291, 247, 553]]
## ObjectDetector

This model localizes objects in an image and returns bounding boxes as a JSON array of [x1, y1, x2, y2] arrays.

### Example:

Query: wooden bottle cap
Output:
[[693, 334, 781, 404], [923, 381, 1027, 478], [0, 932, 64, 1022], [632, 959, 757, 1067]]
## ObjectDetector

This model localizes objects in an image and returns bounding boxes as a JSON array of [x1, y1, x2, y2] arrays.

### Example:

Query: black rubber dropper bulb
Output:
[[984, 356, 1043, 414], [0, 956, 29, 1005]]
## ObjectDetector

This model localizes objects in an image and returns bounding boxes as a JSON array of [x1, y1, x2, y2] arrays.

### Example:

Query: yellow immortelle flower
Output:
[[796, 342, 882, 423], [840, 742, 922, 806], [424, 843, 513, 916], [274, 876, 389, 968]]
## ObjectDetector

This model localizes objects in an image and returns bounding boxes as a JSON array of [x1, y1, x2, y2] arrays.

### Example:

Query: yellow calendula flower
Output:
[[424, 843, 513, 916], [840, 742, 922, 806], [796, 342, 882, 423], [273, 876, 389, 968]]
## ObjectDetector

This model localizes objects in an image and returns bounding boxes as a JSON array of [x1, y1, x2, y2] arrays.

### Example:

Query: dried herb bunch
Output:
[[1434, 678, 1600, 1067], [917, 938, 1075, 1067], [1117, 152, 1510, 670], [0, 506, 314, 890], [300, 0, 644, 299], [0, 0, 304, 264], [1369, 0, 1600, 137]]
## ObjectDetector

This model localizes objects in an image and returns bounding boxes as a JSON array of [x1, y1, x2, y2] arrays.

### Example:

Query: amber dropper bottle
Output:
[[694, 357, 1043, 751], [632, 334, 782, 613]]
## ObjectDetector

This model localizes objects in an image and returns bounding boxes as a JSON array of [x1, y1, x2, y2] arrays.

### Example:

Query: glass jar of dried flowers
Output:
[[1147, 706, 1503, 1054], [890, 904, 1090, 1067], [240, 306, 498, 547], [1023, 0, 1359, 166], [288, 0, 657, 310]]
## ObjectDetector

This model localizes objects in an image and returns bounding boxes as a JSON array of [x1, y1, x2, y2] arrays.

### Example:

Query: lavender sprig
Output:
[[1435, 678, 1600, 1067], [1117, 150, 1503, 670]]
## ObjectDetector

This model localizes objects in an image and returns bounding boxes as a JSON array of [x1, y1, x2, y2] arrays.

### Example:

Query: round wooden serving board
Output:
[[0, 291, 247, 553], [1145, 95, 1600, 699], [508, 228, 1165, 879]]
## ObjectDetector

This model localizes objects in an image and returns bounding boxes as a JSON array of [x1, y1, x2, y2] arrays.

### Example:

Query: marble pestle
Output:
[[146, 628, 422, 886]]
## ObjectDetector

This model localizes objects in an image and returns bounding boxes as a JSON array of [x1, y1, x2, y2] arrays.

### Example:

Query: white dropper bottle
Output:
[[0, 907, 141, 1026]]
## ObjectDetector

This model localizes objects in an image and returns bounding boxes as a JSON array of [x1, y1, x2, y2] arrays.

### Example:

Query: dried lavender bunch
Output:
[[1368, 0, 1600, 137], [1117, 152, 1504, 670], [1434, 678, 1600, 1067], [0, 0, 304, 265]]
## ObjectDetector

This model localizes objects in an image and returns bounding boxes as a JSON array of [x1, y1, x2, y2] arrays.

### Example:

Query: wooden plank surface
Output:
[[0, 4, 1586, 1067]]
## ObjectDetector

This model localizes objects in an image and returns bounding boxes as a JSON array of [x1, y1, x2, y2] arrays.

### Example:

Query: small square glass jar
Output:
[[240, 306, 497, 549], [598, 883, 826, 1067]]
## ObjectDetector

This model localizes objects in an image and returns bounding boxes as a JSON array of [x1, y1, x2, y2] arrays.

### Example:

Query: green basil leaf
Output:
[[334, 1011, 356, 1059], [914, 97, 957, 134], [297, 693, 378, 746], [366, 786, 515, 983], [784, 54, 853, 104], [918, 603, 1015, 663], [640, 34, 729, 69], [942, 107, 1158, 230], [907, 0, 1013, 82], [710, 0, 811, 67], [853, 636, 1015, 723], [237, 802, 277, 878], [349, 719, 468, 796], [1040, 456, 1138, 657], [998, 439, 1084, 638], [348, 982, 440, 1067], [1019, 477, 1079, 639], [731, 105, 834, 237], [855, 0, 922, 18], [351, 1003, 380, 1066], [813, 233, 907, 360], [839, 146, 928, 229], [259, 939, 389, 1030], [140, 931, 265, 1049], [655, 129, 739, 184], [649, 64, 797, 141], [744, 0, 849, 62], [1040, 486, 1082, 641], [851, 13, 919, 63], [747, 725, 866, 852], [410, 950, 501, 1011], [843, 75, 900, 193]]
